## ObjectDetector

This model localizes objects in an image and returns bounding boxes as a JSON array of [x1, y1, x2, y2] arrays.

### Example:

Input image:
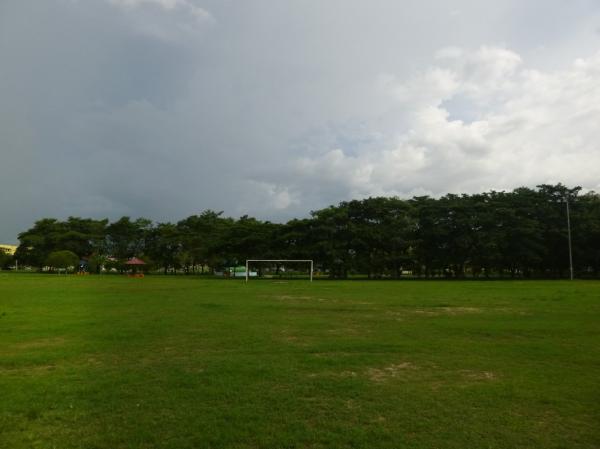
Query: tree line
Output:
[[7, 184, 600, 278]]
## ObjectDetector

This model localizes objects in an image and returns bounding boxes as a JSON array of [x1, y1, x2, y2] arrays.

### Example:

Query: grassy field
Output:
[[1, 275, 599, 449]]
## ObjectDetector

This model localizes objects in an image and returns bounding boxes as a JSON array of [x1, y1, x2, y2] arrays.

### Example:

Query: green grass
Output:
[[1, 275, 599, 449]]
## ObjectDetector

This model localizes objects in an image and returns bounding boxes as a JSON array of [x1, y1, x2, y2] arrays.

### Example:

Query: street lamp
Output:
[[565, 197, 574, 280]]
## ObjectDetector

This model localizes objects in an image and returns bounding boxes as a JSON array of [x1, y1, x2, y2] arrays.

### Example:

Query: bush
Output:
[[46, 250, 79, 272]]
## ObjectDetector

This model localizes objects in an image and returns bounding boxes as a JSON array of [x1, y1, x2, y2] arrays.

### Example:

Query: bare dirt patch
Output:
[[272, 295, 332, 302], [388, 306, 527, 320], [412, 307, 482, 316], [84, 356, 103, 367], [312, 351, 355, 358], [307, 369, 358, 379], [1, 337, 68, 356], [460, 370, 498, 381], [326, 327, 367, 336], [278, 330, 311, 347], [12, 336, 67, 350], [367, 362, 417, 382], [0, 364, 57, 376]]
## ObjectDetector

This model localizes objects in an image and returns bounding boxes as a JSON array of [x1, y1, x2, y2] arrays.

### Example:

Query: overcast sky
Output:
[[2, 0, 600, 242]]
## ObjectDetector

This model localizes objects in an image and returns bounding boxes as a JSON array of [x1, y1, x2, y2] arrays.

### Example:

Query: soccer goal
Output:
[[245, 259, 314, 282]]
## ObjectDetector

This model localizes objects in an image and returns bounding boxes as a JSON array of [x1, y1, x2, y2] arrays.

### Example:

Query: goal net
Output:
[[245, 259, 314, 282]]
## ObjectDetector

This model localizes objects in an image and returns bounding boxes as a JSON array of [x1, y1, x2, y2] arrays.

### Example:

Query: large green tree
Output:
[[12, 184, 600, 278], [105, 217, 152, 260], [177, 211, 232, 273], [16, 217, 107, 267], [146, 223, 183, 274]]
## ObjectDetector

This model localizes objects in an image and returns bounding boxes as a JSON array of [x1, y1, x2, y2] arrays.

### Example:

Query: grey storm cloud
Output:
[[2, 0, 600, 241]]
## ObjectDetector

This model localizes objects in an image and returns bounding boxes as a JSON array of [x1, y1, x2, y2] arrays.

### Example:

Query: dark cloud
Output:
[[1, 0, 600, 241]]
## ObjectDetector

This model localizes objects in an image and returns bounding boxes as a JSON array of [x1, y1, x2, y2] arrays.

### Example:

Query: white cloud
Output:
[[105, 0, 213, 42], [238, 181, 298, 215], [267, 47, 600, 203], [109, 0, 212, 22]]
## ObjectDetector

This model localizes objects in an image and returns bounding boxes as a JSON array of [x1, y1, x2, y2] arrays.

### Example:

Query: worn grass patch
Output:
[[1, 275, 599, 448]]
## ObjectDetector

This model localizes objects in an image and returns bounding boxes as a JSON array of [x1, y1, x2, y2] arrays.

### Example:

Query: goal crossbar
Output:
[[245, 259, 313, 282]]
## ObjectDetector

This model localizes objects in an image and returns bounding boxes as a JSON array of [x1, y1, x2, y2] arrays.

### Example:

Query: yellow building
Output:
[[0, 244, 17, 255]]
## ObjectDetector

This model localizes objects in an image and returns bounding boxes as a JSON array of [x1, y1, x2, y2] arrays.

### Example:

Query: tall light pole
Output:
[[566, 197, 574, 280]]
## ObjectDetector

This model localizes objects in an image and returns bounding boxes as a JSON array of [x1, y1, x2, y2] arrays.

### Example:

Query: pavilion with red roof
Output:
[[125, 257, 146, 277]]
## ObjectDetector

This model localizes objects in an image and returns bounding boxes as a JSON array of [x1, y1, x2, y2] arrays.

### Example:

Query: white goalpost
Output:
[[245, 259, 314, 282]]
